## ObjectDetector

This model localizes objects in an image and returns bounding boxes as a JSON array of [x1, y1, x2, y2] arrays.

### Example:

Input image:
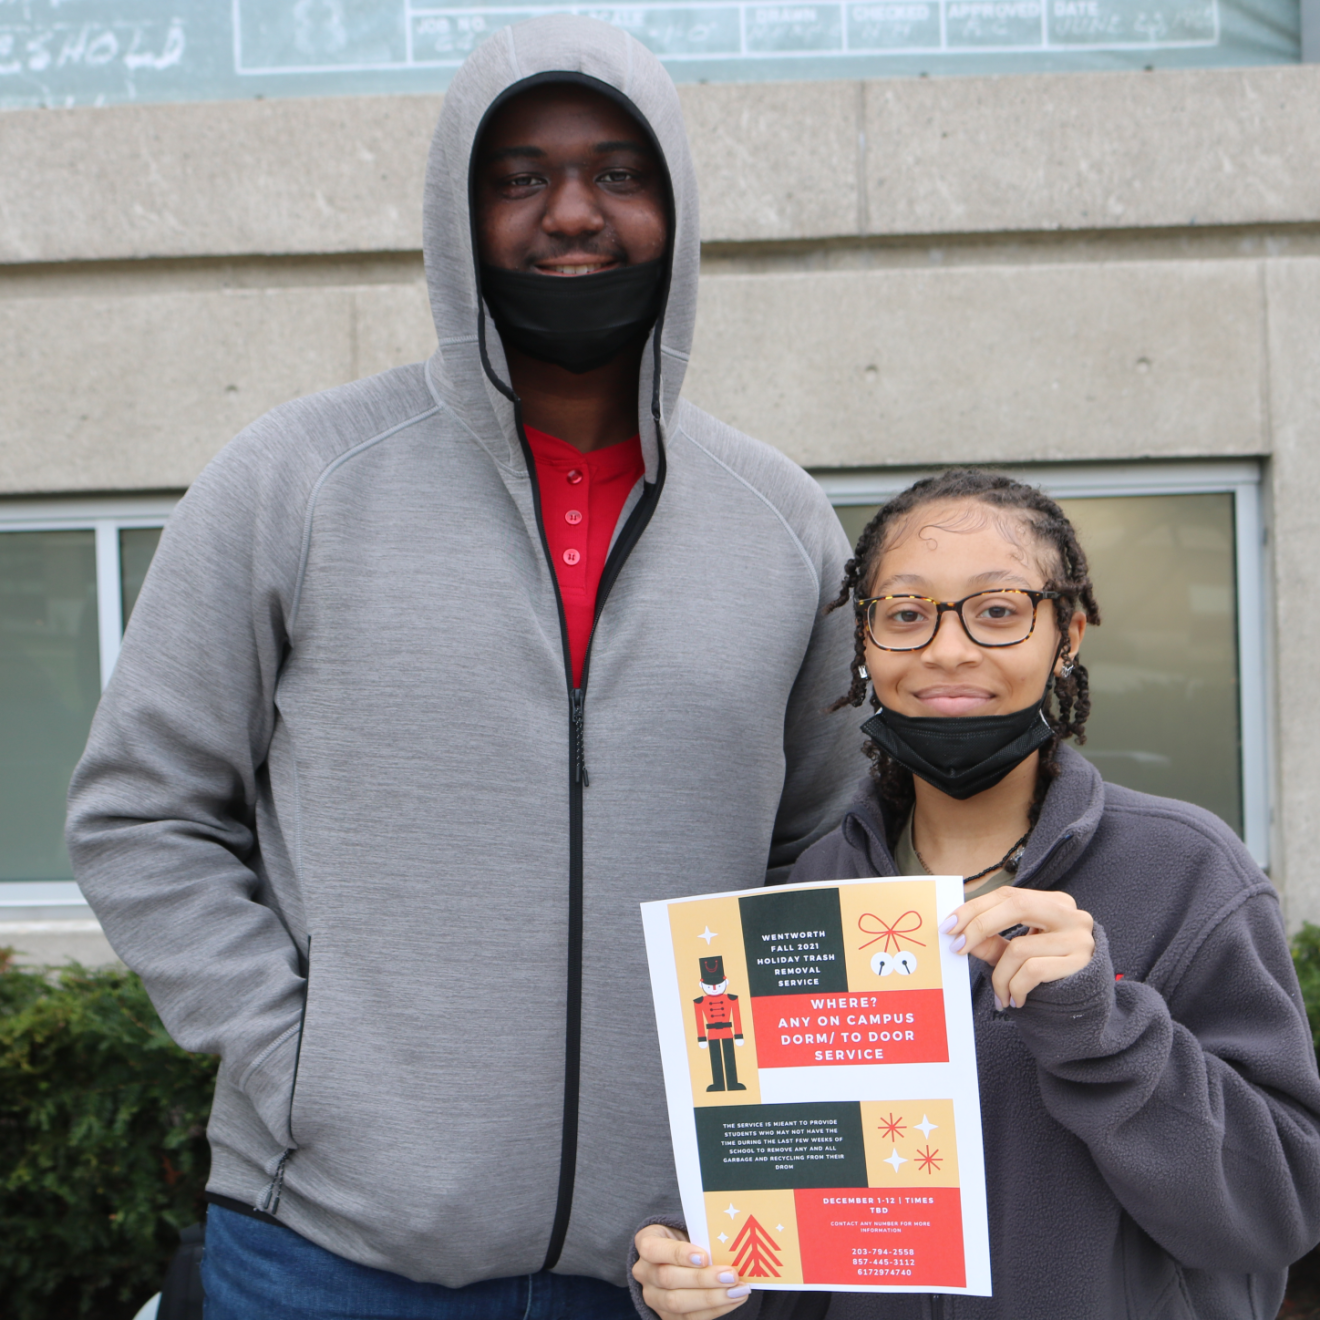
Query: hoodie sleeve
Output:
[[765, 502, 859, 886], [65, 428, 312, 1152], [1012, 888, 1320, 1272]]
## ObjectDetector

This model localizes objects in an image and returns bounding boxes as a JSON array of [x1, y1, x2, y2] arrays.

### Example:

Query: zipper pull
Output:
[[571, 688, 590, 787]]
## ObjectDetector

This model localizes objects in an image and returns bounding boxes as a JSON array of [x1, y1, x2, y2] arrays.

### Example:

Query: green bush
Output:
[[1, 927, 1319, 1318], [1293, 923, 1320, 1059], [0, 948, 218, 1320]]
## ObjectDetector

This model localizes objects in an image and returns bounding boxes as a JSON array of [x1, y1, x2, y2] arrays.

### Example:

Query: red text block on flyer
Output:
[[750, 989, 949, 1068], [796, 1188, 966, 1288]]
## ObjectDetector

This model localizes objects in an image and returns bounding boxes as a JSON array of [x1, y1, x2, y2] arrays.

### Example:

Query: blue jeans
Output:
[[201, 1205, 637, 1320]]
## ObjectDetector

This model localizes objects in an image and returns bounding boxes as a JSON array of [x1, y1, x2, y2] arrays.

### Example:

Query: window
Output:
[[0, 464, 1271, 904], [817, 462, 1269, 867], [0, 497, 177, 903]]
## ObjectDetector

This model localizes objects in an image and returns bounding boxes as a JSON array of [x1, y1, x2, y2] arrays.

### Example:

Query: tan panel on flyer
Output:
[[838, 879, 943, 993], [860, 1099, 960, 1189], [705, 1189, 804, 1286], [669, 896, 762, 1106]]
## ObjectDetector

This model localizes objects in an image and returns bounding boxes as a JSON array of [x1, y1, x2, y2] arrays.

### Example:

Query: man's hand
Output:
[[941, 886, 1094, 1008], [698, 1040, 709, 1049], [633, 1224, 752, 1320]]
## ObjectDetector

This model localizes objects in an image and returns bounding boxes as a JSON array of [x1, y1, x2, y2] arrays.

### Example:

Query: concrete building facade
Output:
[[2, 62, 1319, 962]]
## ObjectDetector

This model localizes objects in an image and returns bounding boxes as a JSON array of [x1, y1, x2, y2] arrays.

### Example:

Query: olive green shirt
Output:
[[894, 811, 1018, 900]]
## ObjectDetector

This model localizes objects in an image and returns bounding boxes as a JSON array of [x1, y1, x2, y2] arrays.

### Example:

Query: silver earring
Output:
[[1061, 660, 1075, 678], [859, 665, 869, 680]]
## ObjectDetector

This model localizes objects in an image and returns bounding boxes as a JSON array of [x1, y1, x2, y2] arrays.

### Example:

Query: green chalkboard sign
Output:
[[0, 0, 1300, 111]]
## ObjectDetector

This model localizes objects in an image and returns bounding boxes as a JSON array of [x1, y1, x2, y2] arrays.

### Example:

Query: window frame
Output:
[[0, 465, 1273, 902], [0, 494, 179, 909], [812, 460, 1270, 868]]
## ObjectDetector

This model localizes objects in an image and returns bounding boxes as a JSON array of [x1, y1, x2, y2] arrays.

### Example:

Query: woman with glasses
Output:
[[633, 468, 1320, 1320]]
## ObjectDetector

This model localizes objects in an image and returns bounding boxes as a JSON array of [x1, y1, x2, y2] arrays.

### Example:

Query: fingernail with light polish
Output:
[[727, 1286, 753, 1298], [718, 1272, 737, 1284], [689, 1254, 706, 1266], [951, 935, 966, 953], [938, 914, 956, 934], [1009, 996, 1018, 1008], [993, 995, 1003, 1011]]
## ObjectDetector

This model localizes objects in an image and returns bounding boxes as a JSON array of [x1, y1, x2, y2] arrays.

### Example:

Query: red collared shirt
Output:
[[524, 425, 645, 687]]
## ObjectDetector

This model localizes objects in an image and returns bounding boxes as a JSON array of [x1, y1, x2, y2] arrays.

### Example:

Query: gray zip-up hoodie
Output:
[[781, 747, 1320, 1320], [65, 15, 856, 1288]]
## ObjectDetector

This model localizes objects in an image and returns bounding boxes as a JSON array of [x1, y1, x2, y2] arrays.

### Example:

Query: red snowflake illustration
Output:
[[915, 1145, 942, 1174], [876, 1112, 906, 1141]]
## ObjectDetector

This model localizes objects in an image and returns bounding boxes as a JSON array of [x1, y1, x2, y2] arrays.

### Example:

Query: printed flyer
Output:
[[641, 875, 991, 1296]]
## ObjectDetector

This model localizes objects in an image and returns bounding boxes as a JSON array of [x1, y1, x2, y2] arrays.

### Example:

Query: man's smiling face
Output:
[[474, 83, 668, 276]]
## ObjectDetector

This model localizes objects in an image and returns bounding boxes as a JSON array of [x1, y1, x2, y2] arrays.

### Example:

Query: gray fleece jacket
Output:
[[781, 746, 1320, 1320], [64, 15, 857, 1288]]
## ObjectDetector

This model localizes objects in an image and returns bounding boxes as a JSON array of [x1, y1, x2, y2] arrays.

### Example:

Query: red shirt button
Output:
[[565, 510, 583, 525], [567, 470, 583, 485], [562, 548, 581, 566]]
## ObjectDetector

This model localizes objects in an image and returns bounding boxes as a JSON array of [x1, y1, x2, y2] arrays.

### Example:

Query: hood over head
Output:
[[422, 14, 699, 481]]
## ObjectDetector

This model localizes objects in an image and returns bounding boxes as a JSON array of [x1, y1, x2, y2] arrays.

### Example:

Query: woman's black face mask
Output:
[[480, 259, 665, 374], [860, 691, 1054, 801]]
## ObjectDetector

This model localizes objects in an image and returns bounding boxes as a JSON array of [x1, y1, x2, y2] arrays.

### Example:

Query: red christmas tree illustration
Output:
[[731, 1215, 783, 1278]]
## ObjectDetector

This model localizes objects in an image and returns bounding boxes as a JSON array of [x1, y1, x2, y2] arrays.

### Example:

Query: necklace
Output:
[[912, 825, 1031, 887]]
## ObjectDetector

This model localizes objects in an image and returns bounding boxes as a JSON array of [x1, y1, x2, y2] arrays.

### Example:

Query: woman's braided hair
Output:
[[827, 468, 1102, 837]]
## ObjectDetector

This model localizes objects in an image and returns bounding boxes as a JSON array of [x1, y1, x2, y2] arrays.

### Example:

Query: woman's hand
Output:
[[940, 886, 1095, 1008], [632, 1224, 752, 1319]]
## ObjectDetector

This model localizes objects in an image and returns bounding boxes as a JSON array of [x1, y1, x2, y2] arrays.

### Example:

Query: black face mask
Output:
[[860, 694, 1054, 801], [479, 259, 665, 374]]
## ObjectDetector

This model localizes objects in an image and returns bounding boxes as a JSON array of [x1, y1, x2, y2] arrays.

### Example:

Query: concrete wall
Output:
[[3, 63, 1319, 954]]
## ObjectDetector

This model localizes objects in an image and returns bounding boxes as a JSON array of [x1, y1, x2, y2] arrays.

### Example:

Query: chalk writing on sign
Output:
[[0, 0, 1235, 111], [237, 0, 1220, 70]]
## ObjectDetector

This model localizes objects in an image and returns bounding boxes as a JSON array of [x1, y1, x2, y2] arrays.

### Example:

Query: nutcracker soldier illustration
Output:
[[693, 955, 746, 1092]]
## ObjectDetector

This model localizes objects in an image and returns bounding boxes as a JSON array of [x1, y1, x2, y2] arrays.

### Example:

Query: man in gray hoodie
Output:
[[65, 14, 857, 1317]]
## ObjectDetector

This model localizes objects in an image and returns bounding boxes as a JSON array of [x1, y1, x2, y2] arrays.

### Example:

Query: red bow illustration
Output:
[[858, 910, 926, 954]]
